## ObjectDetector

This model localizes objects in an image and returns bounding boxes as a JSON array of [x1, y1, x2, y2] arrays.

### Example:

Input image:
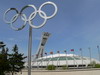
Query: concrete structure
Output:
[[24, 32, 100, 68], [24, 54, 100, 68], [35, 32, 51, 59]]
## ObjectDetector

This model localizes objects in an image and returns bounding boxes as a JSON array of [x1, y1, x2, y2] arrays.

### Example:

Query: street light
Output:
[[79, 48, 83, 68], [45, 52, 48, 68], [36, 54, 39, 69], [97, 45, 100, 62], [88, 47, 92, 66], [50, 51, 53, 66], [70, 49, 75, 68], [57, 50, 60, 68], [64, 50, 68, 68], [4, 1, 58, 75]]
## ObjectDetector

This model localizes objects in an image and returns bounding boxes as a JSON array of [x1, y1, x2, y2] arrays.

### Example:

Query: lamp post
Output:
[[71, 49, 75, 68], [41, 54, 43, 69], [97, 45, 100, 62], [88, 47, 91, 66], [4, 1, 58, 75], [45, 52, 48, 68], [79, 48, 83, 68], [57, 51, 60, 68], [36, 54, 39, 69], [64, 50, 68, 68], [50, 51, 53, 65]]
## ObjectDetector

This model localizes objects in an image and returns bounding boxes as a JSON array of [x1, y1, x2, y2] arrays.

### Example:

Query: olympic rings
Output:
[[4, 1, 58, 30], [10, 14, 27, 31], [20, 4, 37, 22], [39, 1, 58, 19], [4, 8, 19, 24], [29, 10, 47, 29]]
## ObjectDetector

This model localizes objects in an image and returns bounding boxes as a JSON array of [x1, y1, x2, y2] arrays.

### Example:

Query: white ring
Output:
[[10, 14, 27, 31], [4, 1, 58, 30], [29, 10, 47, 29], [38, 1, 58, 19], [20, 5, 37, 22], [4, 8, 19, 24], [28, 11, 37, 21]]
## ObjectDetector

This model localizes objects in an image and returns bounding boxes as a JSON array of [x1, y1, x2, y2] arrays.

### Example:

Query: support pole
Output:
[[28, 26, 32, 75]]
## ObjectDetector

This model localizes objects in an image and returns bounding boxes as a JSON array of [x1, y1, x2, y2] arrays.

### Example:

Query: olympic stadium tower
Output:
[[24, 32, 100, 69]]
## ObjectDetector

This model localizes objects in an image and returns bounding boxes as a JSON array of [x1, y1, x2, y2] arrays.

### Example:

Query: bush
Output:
[[88, 64, 93, 67], [94, 64, 100, 68], [46, 65, 56, 70], [88, 61, 96, 67], [62, 65, 68, 70]]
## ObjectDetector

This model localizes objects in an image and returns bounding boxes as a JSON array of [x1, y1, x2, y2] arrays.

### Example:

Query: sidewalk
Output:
[[15, 69, 100, 75]]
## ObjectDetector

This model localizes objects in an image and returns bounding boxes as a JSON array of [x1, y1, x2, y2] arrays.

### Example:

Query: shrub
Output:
[[62, 65, 68, 70], [46, 65, 56, 70], [94, 64, 100, 68], [88, 64, 93, 66]]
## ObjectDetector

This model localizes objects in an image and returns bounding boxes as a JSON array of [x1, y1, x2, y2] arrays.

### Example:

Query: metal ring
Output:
[[4, 8, 19, 24], [20, 5, 37, 22], [10, 14, 27, 31], [38, 1, 58, 19], [4, 1, 58, 30], [29, 10, 47, 29], [28, 11, 37, 21]]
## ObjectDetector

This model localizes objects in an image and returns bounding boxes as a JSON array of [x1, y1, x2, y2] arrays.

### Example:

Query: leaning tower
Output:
[[35, 32, 51, 59]]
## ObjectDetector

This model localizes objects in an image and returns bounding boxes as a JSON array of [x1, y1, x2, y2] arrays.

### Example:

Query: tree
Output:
[[0, 42, 26, 75], [0, 41, 6, 48], [0, 47, 10, 75], [9, 44, 26, 75]]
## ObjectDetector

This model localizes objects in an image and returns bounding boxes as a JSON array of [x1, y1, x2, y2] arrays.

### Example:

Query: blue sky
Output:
[[0, 0, 100, 60]]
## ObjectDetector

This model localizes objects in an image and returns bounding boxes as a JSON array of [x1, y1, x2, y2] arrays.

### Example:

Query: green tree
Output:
[[9, 44, 26, 75], [0, 47, 10, 75], [0, 41, 6, 48]]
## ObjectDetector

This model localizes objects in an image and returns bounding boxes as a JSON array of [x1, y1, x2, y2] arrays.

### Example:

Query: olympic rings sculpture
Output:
[[4, 1, 58, 30]]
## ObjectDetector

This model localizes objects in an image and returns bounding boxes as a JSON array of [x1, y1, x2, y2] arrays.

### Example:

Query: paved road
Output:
[[16, 69, 100, 75]]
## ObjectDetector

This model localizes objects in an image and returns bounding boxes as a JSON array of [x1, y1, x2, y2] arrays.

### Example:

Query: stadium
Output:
[[24, 32, 100, 69], [24, 53, 100, 69]]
